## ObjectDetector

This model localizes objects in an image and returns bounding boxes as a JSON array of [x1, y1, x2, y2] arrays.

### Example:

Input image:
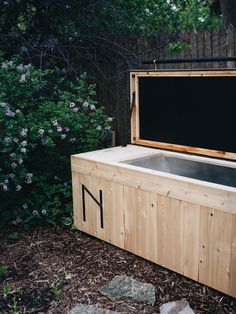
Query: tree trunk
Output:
[[219, 0, 236, 27]]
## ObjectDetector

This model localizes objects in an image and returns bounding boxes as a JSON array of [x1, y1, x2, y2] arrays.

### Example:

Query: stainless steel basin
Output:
[[123, 154, 236, 188]]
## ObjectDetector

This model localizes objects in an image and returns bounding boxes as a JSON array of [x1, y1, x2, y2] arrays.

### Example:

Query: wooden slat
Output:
[[182, 201, 200, 280], [199, 207, 214, 286], [130, 70, 236, 77], [74, 174, 92, 235], [124, 187, 158, 262], [83, 175, 104, 238], [144, 192, 158, 263], [124, 186, 136, 254], [157, 196, 183, 273], [212, 210, 233, 293], [134, 139, 236, 161], [229, 214, 236, 296], [103, 180, 125, 248], [72, 173, 125, 247], [156, 195, 170, 267], [72, 172, 82, 229], [130, 73, 137, 142], [134, 189, 144, 257]]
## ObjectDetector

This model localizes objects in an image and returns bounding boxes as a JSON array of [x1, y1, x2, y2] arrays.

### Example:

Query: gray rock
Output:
[[160, 299, 195, 314], [99, 275, 155, 305], [68, 303, 119, 314]]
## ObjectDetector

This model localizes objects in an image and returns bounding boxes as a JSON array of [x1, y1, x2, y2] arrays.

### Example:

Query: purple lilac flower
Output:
[[5, 110, 15, 117], [2, 184, 8, 191], [69, 138, 76, 143], [12, 217, 22, 225], [20, 128, 28, 137], [16, 185, 22, 191], [83, 101, 89, 108], [24, 64, 31, 69], [1, 62, 8, 69], [25, 173, 33, 184], [21, 140, 27, 147], [4, 137, 12, 143], [16, 217, 22, 224], [16, 64, 24, 71], [39, 129, 45, 136], [69, 102, 76, 108], [2, 184, 8, 192], [19, 74, 27, 82], [0, 102, 8, 108]]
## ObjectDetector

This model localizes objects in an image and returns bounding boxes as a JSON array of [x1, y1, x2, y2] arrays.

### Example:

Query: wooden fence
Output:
[[93, 27, 236, 145]]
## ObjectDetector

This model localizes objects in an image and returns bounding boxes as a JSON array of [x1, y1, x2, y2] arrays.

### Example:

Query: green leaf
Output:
[[8, 232, 20, 241], [62, 217, 73, 226]]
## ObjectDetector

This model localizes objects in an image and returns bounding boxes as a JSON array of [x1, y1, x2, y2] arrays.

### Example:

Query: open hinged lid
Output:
[[130, 70, 236, 161]]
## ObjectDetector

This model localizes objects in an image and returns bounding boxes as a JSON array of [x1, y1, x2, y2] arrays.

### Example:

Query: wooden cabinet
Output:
[[71, 145, 236, 297]]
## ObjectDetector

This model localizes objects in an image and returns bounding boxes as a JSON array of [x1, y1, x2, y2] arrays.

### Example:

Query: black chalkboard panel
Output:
[[139, 76, 236, 153]]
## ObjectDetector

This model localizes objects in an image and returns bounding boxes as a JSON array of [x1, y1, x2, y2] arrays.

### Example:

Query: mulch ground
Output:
[[0, 226, 235, 314]]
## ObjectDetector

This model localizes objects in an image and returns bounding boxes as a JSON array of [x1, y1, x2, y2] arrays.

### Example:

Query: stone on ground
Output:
[[68, 303, 119, 314], [160, 299, 195, 314], [99, 275, 155, 305]]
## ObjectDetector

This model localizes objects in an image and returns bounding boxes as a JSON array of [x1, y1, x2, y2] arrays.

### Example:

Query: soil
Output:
[[0, 226, 235, 314]]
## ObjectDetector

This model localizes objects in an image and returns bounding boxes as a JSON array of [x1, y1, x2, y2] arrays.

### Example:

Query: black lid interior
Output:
[[139, 76, 236, 154]]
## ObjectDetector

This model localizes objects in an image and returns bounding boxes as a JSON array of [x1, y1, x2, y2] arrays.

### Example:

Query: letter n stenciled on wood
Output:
[[81, 184, 104, 228]]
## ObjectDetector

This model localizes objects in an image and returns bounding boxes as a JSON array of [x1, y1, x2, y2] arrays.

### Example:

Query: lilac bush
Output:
[[0, 56, 113, 227]]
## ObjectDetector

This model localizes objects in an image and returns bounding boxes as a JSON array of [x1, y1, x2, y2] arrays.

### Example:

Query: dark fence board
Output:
[[92, 28, 236, 144]]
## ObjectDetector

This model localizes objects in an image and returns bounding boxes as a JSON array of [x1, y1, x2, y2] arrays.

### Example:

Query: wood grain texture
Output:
[[134, 139, 236, 161], [71, 147, 236, 298], [124, 187, 158, 262], [212, 210, 232, 292], [182, 202, 200, 280], [72, 173, 125, 248], [103, 180, 125, 248], [71, 152, 236, 215], [156, 196, 183, 274], [199, 207, 214, 286], [130, 70, 236, 77], [229, 214, 236, 296]]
